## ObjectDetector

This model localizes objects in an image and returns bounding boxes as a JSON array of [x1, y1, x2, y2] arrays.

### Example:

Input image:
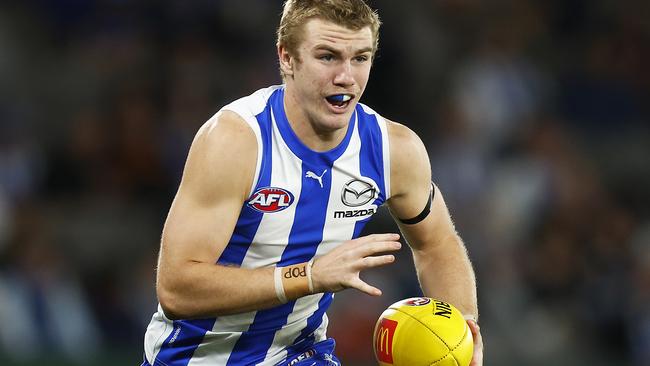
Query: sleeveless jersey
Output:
[[143, 85, 391, 366]]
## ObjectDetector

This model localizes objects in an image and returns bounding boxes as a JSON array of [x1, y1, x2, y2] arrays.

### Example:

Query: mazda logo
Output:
[[341, 179, 377, 207]]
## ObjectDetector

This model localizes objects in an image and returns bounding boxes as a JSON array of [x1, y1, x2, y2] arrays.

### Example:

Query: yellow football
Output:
[[373, 297, 473, 366]]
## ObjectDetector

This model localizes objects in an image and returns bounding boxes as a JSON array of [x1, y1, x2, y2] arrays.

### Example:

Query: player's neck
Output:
[[283, 90, 349, 152]]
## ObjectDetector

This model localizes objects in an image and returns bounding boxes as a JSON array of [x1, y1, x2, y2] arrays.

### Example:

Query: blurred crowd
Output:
[[0, 1, 648, 365]]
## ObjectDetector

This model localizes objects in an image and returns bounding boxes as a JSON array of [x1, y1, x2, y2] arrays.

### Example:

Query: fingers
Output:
[[360, 254, 395, 269], [466, 319, 484, 366], [353, 233, 400, 246], [467, 319, 481, 345], [343, 255, 395, 296], [351, 233, 401, 258], [356, 240, 402, 258], [350, 277, 382, 297], [310, 233, 401, 295]]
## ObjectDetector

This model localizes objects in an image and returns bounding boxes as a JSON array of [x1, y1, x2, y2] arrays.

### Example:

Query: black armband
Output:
[[398, 183, 435, 225]]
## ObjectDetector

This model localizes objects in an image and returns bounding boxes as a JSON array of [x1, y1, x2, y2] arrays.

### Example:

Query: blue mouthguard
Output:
[[328, 94, 346, 102]]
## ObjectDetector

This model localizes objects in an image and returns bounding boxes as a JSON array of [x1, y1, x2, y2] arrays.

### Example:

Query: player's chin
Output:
[[322, 112, 354, 131]]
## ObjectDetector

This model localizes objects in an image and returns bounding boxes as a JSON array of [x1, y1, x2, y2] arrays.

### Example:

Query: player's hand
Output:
[[467, 319, 483, 366], [310, 233, 401, 296]]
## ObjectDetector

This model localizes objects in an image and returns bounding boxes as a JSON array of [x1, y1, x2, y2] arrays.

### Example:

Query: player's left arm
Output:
[[386, 120, 483, 365]]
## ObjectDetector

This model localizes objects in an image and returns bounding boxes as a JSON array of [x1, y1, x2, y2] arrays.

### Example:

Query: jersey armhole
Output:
[[377, 115, 391, 201], [218, 85, 280, 198], [219, 108, 263, 198]]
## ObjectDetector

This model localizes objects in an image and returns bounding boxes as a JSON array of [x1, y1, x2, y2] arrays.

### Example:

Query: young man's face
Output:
[[281, 18, 374, 133]]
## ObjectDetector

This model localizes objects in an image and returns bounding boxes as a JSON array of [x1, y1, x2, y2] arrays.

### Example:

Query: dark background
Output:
[[0, 1, 648, 365]]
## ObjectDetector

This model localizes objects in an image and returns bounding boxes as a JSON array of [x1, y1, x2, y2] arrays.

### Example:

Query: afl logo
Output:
[[342, 179, 378, 207], [247, 187, 294, 213], [404, 297, 431, 306]]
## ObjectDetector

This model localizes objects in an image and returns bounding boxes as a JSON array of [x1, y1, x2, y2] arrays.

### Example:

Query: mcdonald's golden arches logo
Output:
[[374, 318, 398, 363]]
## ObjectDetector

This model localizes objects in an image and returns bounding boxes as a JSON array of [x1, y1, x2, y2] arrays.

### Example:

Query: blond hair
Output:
[[277, 0, 381, 61]]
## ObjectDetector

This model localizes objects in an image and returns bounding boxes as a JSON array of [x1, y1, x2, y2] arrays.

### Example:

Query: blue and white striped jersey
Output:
[[143, 85, 391, 366]]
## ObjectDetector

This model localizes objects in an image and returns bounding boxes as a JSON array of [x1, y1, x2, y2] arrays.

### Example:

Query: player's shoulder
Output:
[[222, 85, 281, 120], [182, 108, 258, 200], [355, 102, 420, 145], [189, 112, 256, 171], [354, 104, 427, 167], [194, 85, 282, 151], [385, 118, 427, 161], [384, 118, 431, 200]]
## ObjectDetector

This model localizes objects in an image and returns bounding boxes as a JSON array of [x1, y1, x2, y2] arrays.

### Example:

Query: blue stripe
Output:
[[281, 161, 333, 264], [228, 94, 338, 363], [155, 99, 276, 365], [286, 293, 334, 355], [227, 162, 333, 364], [153, 318, 217, 366], [353, 105, 387, 238], [356, 105, 387, 200], [226, 302, 298, 365]]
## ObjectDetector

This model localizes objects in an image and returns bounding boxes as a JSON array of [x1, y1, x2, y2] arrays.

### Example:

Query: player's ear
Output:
[[278, 44, 294, 77]]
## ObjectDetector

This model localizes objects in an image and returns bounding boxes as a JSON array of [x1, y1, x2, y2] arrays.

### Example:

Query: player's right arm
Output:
[[157, 111, 400, 320], [156, 110, 281, 319]]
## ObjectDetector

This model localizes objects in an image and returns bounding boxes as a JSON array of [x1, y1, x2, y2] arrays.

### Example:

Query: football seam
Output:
[[429, 353, 453, 366], [447, 323, 469, 366], [392, 308, 469, 366]]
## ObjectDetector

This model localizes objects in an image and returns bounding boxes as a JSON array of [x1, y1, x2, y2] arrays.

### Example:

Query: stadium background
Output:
[[0, 0, 648, 365]]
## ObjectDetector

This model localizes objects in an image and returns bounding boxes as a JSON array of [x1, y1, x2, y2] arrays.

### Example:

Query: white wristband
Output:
[[274, 266, 288, 304], [306, 259, 314, 294]]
